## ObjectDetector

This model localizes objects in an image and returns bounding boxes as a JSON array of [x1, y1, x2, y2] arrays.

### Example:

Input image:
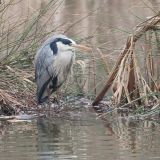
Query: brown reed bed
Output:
[[93, 12, 160, 113]]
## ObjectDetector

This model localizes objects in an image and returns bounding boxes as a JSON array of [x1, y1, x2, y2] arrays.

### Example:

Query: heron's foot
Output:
[[51, 97, 60, 104]]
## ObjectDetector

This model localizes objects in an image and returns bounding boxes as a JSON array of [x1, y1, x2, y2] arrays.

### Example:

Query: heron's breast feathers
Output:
[[53, 50, 75, 86]]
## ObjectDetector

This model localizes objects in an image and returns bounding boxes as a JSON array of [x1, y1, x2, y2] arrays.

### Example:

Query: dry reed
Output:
[[93, 12, 160, 109]]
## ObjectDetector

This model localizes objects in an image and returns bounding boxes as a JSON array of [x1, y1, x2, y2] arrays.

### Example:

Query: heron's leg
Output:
[[55, 88, 62, 104], [51, 91, 60, 104], [48, 91, 52, 117], [36, 104, 40, 116], [48, 100, 52, 117]]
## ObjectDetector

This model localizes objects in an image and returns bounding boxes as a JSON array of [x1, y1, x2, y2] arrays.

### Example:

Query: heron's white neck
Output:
[[58, 50, 75, 65]]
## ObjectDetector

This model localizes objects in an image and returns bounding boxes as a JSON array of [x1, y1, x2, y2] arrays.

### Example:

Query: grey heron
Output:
[[35, 34, 91, 104]]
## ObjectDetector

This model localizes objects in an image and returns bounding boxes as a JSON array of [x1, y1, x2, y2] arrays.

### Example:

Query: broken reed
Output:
[[93, 13, 160, 107]]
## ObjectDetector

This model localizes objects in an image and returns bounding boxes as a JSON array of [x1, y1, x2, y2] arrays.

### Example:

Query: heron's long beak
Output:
[[71, 44, 92, 52]]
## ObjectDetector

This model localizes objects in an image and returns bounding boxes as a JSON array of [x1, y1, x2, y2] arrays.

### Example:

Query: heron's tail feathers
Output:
[[37, 95, 49, 104], [37, 78, 52, 104]]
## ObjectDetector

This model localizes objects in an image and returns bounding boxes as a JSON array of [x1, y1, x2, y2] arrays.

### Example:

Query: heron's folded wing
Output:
[[35, 45, 57, 103]]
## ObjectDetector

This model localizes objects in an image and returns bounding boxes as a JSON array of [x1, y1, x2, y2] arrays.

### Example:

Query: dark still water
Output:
[[0, 110, 160, 160]]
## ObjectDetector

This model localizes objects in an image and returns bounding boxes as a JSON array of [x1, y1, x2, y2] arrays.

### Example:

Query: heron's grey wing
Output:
[[35, 44, 57, 103]]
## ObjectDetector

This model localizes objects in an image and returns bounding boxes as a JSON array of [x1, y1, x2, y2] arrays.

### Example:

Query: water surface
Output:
[[0, 110, 160, 160]]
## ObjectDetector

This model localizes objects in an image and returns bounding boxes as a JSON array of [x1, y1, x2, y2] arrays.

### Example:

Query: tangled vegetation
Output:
[[0, 0, 159, 118]]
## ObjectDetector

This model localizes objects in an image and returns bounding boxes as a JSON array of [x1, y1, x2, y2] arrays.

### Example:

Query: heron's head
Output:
[[50, 35, 92, 54]]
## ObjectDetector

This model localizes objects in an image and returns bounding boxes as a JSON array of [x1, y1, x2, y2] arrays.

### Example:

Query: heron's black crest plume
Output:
[[50, 38, 72, 54], [50, 41, 58, 54], [56, 38, 72, 45]]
